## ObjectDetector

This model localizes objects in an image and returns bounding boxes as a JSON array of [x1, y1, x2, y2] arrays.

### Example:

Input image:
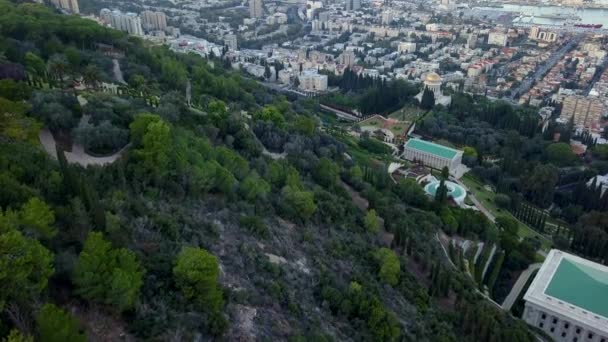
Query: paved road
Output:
[[501, 263, 542, 311], [39, 128, 128, 167], [468, 193, 496, 222], [508, 35, 581, 101], [454, 179, 496, 222]]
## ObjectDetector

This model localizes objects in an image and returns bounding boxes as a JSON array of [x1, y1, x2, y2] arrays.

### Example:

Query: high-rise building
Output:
[[249, 0, 263, 18], [529, 26, 558, 43], [306, 0, 323, 19], [381, 10, 393, 25], [398, 42, 416, 54], [298, 70, 328, 92], [224, 34, 238, 51], [560, 95, 604, 128], [51, 0, 79, 13], [467, 33, 478, 49], [125, 13, 144, 36], [529, 26, 541, 39], [537, 31, 557, 42], [339, 51, 356, 66], [345, 0, 361, 11], [318, 11, 330, 23], [141, 10, 167, 31], [100, 9, 143, 36], [487, 31, 508, 47]]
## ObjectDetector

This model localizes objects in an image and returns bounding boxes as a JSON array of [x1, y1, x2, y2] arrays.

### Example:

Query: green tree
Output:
[[173, 247, 224, 311], [463, 146, 478, 158], [280, 186, 316, 221], [293, 116, 316, 136], [4, 330, 33, 342], [496, 215, 519, 253], [440, 166, 449, 180], [64, 46, 82, 68], [19, 197, 56, 239], [0, 80, 32, 101], [73, 232, 144, 311], [435, 179, 448, 205], [494, 194, 511, 209], [0, 230, 54, 311], [254, 105, 285, 127], [129, 113, 162, 146], [36, 303, 86, 342], [545, 142, 577, 166], [0, 98, 39, 144], [47, 54, 69, 86], [215, 147, 249, 180], [364, 209, 380, 233], [313, 157, 339, 188], [82, 64, 101, 89], [213, 163, 237, 194], [374, 248, 400, 286], [25, 52, 46, 78], [349, 165, 363, 183], [420, 87, 435, 110], [239, 171, 271, 202], [395, 178, 428, 207], [128, 74, 147, 91], [523, 164, 558, 208], [133, 120, 172, 182]]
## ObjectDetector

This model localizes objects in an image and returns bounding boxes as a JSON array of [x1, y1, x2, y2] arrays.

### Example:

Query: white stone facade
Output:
[[523, 250, 608, 342], [402, 144, 462, 172]]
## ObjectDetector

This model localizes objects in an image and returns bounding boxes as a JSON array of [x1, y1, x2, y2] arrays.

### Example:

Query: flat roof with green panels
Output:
[[545, 258, 608, 318], [404, 139, 459, 160]]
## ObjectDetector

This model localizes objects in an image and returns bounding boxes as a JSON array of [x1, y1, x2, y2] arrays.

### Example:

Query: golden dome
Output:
[[425, 72, 441, 83]]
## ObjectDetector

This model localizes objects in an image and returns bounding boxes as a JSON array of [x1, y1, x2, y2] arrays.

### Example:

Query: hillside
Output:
[[0, 1, 535, 341]]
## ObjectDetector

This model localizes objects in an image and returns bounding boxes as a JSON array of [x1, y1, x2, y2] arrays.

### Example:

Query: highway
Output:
[[508, 34, 582, 101]]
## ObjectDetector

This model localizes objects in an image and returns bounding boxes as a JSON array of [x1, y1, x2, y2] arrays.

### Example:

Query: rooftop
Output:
[[545, 258, 608, 319], [524, 250, 608, 333], [404, 138, 460, 160]]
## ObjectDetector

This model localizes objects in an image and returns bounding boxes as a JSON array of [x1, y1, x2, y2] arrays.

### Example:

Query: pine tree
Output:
[[420, 87, 435, 110], [56, 146, 77, 196]]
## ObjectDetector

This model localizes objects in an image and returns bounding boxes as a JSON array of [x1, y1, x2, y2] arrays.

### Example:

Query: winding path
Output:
[[39, 128, 128, 167], [453, 178, 496, 222], [501, 263, 542, 311]]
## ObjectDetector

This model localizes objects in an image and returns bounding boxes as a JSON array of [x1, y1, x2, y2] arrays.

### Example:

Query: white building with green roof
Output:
[[402, 138, 463, 174], [523, 249, 608, 342]]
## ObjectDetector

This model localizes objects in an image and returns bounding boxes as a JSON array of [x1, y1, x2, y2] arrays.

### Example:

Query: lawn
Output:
[[357, 115, 411, 138], [388, 105, 422, 122], [335, 134, 399, 166], [461, 174, 552, 252]]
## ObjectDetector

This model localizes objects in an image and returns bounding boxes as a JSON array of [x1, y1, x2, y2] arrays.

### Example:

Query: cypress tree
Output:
[[56, 146, 79, 196], [420, 87, 435, 110]]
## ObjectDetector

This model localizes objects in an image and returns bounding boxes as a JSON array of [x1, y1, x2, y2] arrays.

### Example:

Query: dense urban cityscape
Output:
[[0, 0, 607, 340]]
